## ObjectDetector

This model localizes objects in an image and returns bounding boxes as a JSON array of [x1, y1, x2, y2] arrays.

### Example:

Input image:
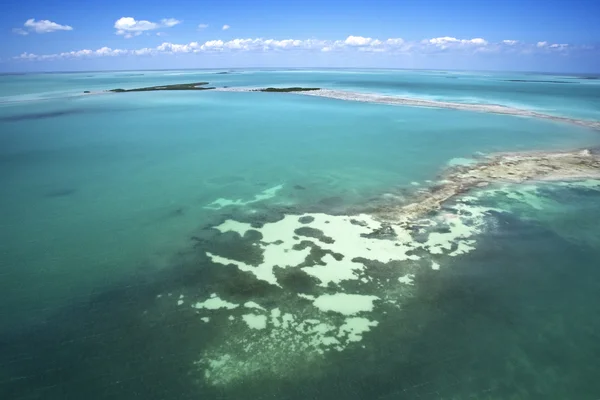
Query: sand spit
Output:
[[378, 149, 600, 221], [302, 90, 600, 130], [217, 87, 600, 130]]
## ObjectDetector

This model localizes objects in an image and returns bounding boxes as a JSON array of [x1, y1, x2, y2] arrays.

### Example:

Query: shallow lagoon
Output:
[[1, 69, 600, 399]]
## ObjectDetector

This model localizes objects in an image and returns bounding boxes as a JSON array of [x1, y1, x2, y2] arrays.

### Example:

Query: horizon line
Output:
[[2, 66, 599, 76]]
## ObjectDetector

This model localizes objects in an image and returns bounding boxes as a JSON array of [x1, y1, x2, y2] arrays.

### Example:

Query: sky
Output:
[[1, 0, 599, 73]]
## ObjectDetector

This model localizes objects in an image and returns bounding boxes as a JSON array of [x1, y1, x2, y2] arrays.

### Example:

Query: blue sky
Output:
[[1, 0, 599, 72]]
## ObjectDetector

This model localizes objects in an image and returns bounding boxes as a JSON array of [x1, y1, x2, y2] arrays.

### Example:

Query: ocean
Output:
[[1, 69, 599, 399]]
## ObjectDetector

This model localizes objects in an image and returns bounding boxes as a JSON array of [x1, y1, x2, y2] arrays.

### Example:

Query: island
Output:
[[103, 82, 215, 93], [255, 87, 321, 93], [503, 79, 573, 84]]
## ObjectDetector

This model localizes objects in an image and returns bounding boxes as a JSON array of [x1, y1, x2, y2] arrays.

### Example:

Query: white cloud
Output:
[[161, 18, 181, 28], [344, 35, 374, 46], [133, 48, 154, 56], [12, 36, 588, 62], [12, 28, 29, 36], [225, 38, 255, 49], [200, 40, 225, 51], [467, 38, 487, 45], [428, 36, 487, 47], [198, 23, 209, 29], [550, 43, 568, 50], [114, 17, 180, 38], [222, 24, 230, 30], [95, 47, 127, 56], [429, 36, 459, 45], [20, 19, 73, 34], [385, 38, 404, 46]]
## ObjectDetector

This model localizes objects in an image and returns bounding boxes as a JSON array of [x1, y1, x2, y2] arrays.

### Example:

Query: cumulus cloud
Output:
[[386, 38, 404, 45], [12, 36, 588, 62], [12, 28, 29, 36], [201, 40, 225, 50], [428, 36, 459, 45], [198, 23, 209, 29], [114, 17, 181, 38], [549, 43, 568, 50], [15, 46, 126, 61], [161, 18, 181, 27], [428, 36, 488, 47], [468, 38, 487, 45], [222, 24, 230, 30], [344, 36, 374, 46], [15, 19, 73, 34]]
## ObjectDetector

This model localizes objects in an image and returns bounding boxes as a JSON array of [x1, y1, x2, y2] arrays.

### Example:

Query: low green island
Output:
[[256, 87, 321, 92], [104, 82, 215, 93]]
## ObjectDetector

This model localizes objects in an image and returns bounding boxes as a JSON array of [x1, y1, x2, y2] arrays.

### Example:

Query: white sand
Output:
[[214, 220, 255, 236], [297, 293, 316, 300], [210, 213, 423, 288], [242, 314, 268, 330], [199, 307, 379, 386], [398, 274, 415, 285], [338, 317, 379, 343], [244, 301, 266, 311], [448, 157, 477, 167], [302, 254, 362, 287], [205, 184, 284, 210], [423, 203, 491, 255], [210, 208, 489, 289], [193, 294, 239, 310], [312, 293, 379, 315]]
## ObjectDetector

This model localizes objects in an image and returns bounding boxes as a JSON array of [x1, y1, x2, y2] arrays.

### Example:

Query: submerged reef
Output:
[[104, 82, 215, 93], [157, 145, 600, 388]]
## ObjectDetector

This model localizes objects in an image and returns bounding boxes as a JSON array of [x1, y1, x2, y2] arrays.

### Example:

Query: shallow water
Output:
[[1, 69, 600, 399]]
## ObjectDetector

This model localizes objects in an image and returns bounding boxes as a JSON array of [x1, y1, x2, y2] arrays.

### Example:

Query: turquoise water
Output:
[[1, 69, 600, 399]]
